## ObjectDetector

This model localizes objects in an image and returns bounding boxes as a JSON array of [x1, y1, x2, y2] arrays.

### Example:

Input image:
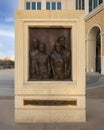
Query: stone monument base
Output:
[[15, 109, 85, 122], [15, 10, 86, 122]]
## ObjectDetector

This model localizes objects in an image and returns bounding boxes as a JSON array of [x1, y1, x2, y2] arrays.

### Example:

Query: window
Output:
[[26, 1, 62, 10], [89, 0, 103, 12], [82, 0, 85, 10], [99, 0, 103, 4], [37, 2, 41, 10], [26, 2, 31, 10], [89, 0, 93, 12], [94, 0, 98, 8], [57, 2, 61, 10], [76, 0, 85, 10], [46, 2, 50, 10], [32, 2, 36, 10], [76, 0, 78, 9], [79, 0, 81, 9], [46, 2, 62, 10], [52, 2, 56, 10], [26, 1, 41, 10]]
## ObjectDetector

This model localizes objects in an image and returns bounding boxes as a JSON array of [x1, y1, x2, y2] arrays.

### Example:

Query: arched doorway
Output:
[[96, 31, 101, 73], [87, 26, 101, 73]]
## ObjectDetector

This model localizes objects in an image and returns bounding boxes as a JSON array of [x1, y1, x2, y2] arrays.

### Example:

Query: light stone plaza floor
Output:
[[0, 69, 14, 96], [0, 69, 104, 130]]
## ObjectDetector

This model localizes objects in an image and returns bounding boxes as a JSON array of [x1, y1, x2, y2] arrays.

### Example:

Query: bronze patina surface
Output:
[[29, 28, 71, 80], [24, 100, 77, 106]]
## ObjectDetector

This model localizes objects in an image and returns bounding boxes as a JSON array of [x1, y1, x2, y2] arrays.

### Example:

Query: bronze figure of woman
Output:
[[35, 42, 51, 79], [30, 38, 39, 79]]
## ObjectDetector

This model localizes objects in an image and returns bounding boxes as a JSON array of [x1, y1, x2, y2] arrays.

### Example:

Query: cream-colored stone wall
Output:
[[15, 10, 86, 122], [85, 0, 89, 15], [15, 10, 85, 19], [85, 10, 104, 39], [85, 10, 104, 54], [85, 9, 104, 73], [65, 0, 76, 10]]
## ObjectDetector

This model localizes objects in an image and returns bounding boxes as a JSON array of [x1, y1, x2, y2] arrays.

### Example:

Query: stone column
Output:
[[87, 39, 96, 72], [19, 0, 24, 9], [62, 0, 65, 10], [85, 0, 89, 15], [42, 0, 46, 10]]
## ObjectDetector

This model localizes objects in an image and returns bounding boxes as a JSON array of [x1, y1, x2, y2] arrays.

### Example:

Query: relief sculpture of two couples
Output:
[[30, 36, 71, 80]]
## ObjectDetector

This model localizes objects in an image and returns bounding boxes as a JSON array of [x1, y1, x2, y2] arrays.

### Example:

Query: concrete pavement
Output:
[[0, 69, 14, 96], [0, 69, 104, 130], [86, 72, 104, 88], [0, 98, 104, 130]]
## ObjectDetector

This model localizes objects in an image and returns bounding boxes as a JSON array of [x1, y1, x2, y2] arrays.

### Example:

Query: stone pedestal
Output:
[[15, 10, 86, 122]]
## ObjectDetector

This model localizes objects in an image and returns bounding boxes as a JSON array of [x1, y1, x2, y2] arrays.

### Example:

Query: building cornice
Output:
[[85, 3, 104, 21]]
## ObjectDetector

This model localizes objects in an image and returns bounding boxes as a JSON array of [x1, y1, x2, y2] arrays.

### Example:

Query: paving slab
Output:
[[0, 69, 14, 96], [0, 98, 104, 130], [0, 69, 104, 130]]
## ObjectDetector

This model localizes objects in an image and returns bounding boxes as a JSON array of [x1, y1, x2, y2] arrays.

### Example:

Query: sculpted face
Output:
[[58, 36, 65, 47], [39, 43, 45, 53], [55, 42, 62, 53], [33, 39, 39, 49]]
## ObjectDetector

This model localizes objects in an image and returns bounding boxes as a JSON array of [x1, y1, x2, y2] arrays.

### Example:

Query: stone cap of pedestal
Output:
[[15, 10, 85, 20]]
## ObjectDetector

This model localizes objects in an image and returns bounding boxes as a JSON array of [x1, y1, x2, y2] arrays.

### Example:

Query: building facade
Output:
[[19, 0, 88, 11], [85, 0, 104, 74], [15, 0, 86, 122], [18, 0, 104, 74]]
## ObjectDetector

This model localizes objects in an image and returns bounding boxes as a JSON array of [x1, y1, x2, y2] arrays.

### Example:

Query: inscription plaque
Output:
[[24, 100, 77, 106]]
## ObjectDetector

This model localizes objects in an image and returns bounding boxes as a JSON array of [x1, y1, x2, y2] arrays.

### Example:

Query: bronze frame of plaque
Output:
[[29, 27, 72, 81]]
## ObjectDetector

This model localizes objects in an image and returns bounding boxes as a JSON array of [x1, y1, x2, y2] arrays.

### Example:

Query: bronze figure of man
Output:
[[51, 42, 65, 79], [57, 36, 71, 78]]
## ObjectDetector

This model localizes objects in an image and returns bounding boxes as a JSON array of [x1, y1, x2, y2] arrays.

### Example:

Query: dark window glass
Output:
[[89, 0, 92, 12], [79, 0, 81, 9], [52, 2, 56, 10], [46, 2, 50, 10], [76, 0, 78, 9], [82, 0, 85, 10], [94, 0, 98, 8], [32, 2, 36, 10], [57, 2, 61, 10], [99, 0, 103, 4], [37, 2, 41, 10], [26, 2, 30, 10]]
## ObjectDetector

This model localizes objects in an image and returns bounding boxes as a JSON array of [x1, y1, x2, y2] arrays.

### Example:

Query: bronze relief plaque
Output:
[[29, 28, 72, 81]]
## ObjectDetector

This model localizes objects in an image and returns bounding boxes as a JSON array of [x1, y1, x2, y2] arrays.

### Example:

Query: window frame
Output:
[[26, 1, 31, 10], [46, 2, 51, 10], [76, 0, 85, 10], [37, 2, 41, 10], [46, 1, 62, 10], [57, 2, 61, 10], [52, 2, 56, 10], [89, 0, 103, 12], [32, 2, 36, 10], [25, 1, 42, 10], [99, 0, 103, 4]]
